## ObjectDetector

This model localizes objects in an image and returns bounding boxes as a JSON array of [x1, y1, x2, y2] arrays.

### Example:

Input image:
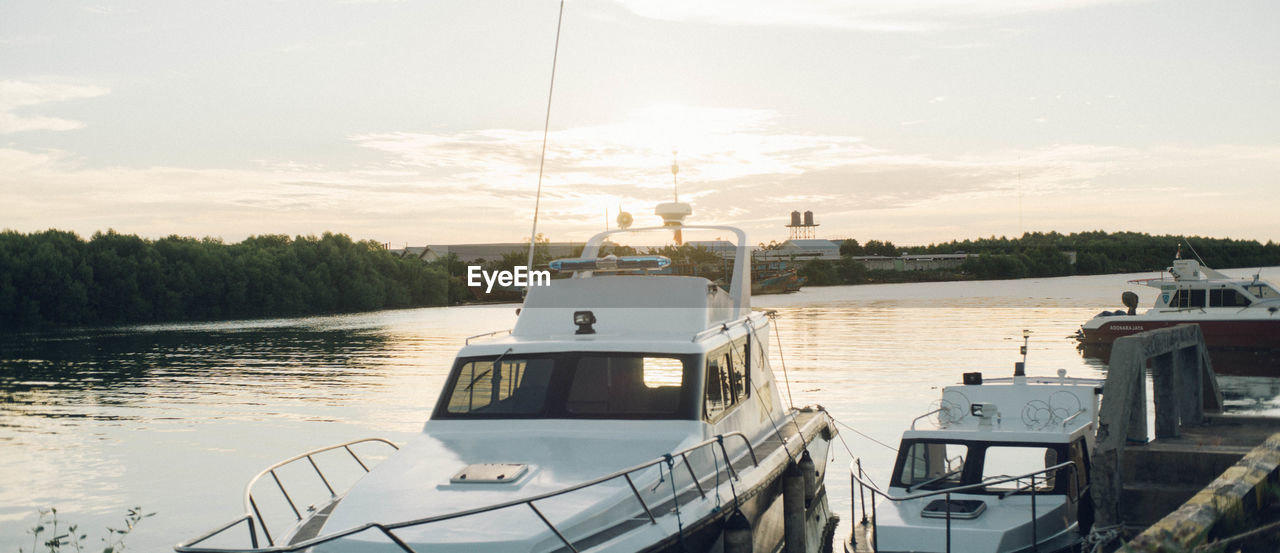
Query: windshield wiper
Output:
[[463, 348, 513, 391]]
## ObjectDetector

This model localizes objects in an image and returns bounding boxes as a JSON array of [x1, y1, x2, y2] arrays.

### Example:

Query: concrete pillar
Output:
[[1153, 352, 1179, 439], [783, 462, 807, 553], [1177, 347, 1202, 424], [1127, 358, 1149, 444]]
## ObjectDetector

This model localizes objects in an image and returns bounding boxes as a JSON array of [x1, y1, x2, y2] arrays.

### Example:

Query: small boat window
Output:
[[981, 446, 1058, 493], [897, 442, 967, 490], [1168, 289, 1206, 308], [1209, 288, 1251, 307], [1246, 284, 1280, 300]]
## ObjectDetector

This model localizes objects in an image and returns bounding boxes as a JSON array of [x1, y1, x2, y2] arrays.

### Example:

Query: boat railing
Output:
[[465, 329, 512, 345], [848, 458, 1078, 553], [910, 408, 944, 430], [1060, 408, 1088, 430], [176, 431, 762, 553], [247, 437, 400, 547]]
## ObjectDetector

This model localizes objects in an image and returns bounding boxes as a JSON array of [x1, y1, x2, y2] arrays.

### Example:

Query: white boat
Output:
[[178, 202, 838, 553], [846, 346, 1100, 553], [1078, 258, 1280, 350]]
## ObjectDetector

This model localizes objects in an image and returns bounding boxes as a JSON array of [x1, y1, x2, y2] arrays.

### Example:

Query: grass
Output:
[[19, 507, 153, 553]]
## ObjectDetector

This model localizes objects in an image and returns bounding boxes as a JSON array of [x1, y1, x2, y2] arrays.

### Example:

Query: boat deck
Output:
[[282, 408, 833, 552], [844, 519, 875, 553]]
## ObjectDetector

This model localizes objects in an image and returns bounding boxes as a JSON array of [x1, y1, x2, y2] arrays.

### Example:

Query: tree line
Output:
[[802, 231, 1280, 286], [7, 227, 1278, 327], [0, 229, 461, 328]]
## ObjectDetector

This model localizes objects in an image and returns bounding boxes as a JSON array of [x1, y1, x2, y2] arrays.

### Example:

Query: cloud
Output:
[[3, 104, 1278, 246], [609, 0, 1141, 32], [352, 104, 875, 193], [0, 80, 110, 134]]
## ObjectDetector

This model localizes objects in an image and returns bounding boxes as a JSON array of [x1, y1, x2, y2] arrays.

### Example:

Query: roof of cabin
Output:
[[510, 275, 736, 340]]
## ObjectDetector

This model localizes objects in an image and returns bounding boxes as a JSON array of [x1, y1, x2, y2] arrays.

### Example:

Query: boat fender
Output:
[[800, 451, 817, 506], [723, 509, 753, 553]]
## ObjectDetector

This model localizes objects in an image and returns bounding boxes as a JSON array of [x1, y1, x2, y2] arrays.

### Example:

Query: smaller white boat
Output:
[[846, 338, 1101, 553], [1078, 258, 1280, 350]]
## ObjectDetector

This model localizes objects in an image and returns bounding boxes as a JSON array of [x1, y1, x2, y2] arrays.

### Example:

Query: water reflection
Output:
[[0, 279, 1275, 552]]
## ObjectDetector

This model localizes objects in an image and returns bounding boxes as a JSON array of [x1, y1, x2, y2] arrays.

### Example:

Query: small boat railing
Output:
[[465, 329, 512, 345], [910, 408, 943, 430], [243, 437, 400, 547], [849, 458, 1078, 553], [177, 431, 761, 553]]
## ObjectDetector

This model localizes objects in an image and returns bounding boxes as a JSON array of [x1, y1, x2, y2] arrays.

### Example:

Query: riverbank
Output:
[[0, 230, 463, 329]]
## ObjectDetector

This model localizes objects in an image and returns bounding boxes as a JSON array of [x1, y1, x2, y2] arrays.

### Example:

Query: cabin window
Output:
[[980, 446, 1058, 493], [1168, 289, 1206, 308], [703, 340, 750, 422], [1209, 288, 1251, 307], [897, 442, 967, 489], [445, 358, 553, 415], [435, 353, 698, 420], [566, 356, 685, 416], [1069, 440, 1089, 499], [704, 354, 730, 421], [893, 440, 1072, 495], [1246, 284, 1280, 300]]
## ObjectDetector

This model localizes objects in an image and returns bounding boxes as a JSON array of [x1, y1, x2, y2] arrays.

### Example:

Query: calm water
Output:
[[3, 270, 1279, 551]]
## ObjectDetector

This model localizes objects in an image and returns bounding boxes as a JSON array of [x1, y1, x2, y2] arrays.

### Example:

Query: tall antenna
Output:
[[1183, 237, 1207, 266], [1017, 169, 1023, 237], [671, 149, 679, 202], [527, 0, 565, 271]]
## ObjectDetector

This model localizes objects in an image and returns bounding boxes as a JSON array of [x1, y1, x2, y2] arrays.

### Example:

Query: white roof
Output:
[[781, 239, 840, 249], [904, 376, 1101, 444]]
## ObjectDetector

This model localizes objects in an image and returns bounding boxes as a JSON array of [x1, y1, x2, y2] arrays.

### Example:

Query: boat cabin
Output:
[[1149, 260, 1280, 310], [868, 370, 1102, 553]]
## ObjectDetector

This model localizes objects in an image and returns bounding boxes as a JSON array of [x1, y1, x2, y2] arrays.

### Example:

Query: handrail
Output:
[[177, 429, 771, 553], [910, 408, 943, 430], [1060, 408, 1087, 430], [465, 329, 512, 345], [849, 458, 1078, 553], [241, 438, 400, 546]]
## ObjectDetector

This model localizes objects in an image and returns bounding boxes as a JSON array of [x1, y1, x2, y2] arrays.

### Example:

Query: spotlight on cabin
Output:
[[971, 403, 998, 423], [962, 372, 983, 386], [573, 311, 597, 335]]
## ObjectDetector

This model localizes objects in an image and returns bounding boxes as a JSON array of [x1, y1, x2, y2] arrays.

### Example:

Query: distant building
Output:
[[685, 240, 741, 259], [760, 239, 843, 260], [389, 242, 638, 264], [389, 242, 585, 264], [852, 254, 970, 271]]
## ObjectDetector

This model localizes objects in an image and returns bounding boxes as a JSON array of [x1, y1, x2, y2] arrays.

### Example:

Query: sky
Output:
[[2, 0, 1278, 248]]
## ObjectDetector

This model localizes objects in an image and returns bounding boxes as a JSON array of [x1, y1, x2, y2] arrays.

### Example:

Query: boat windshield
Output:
[[893, 440, 1073, 494], [434, 352, 698, 420], [1245, 284, 1280, 300]]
